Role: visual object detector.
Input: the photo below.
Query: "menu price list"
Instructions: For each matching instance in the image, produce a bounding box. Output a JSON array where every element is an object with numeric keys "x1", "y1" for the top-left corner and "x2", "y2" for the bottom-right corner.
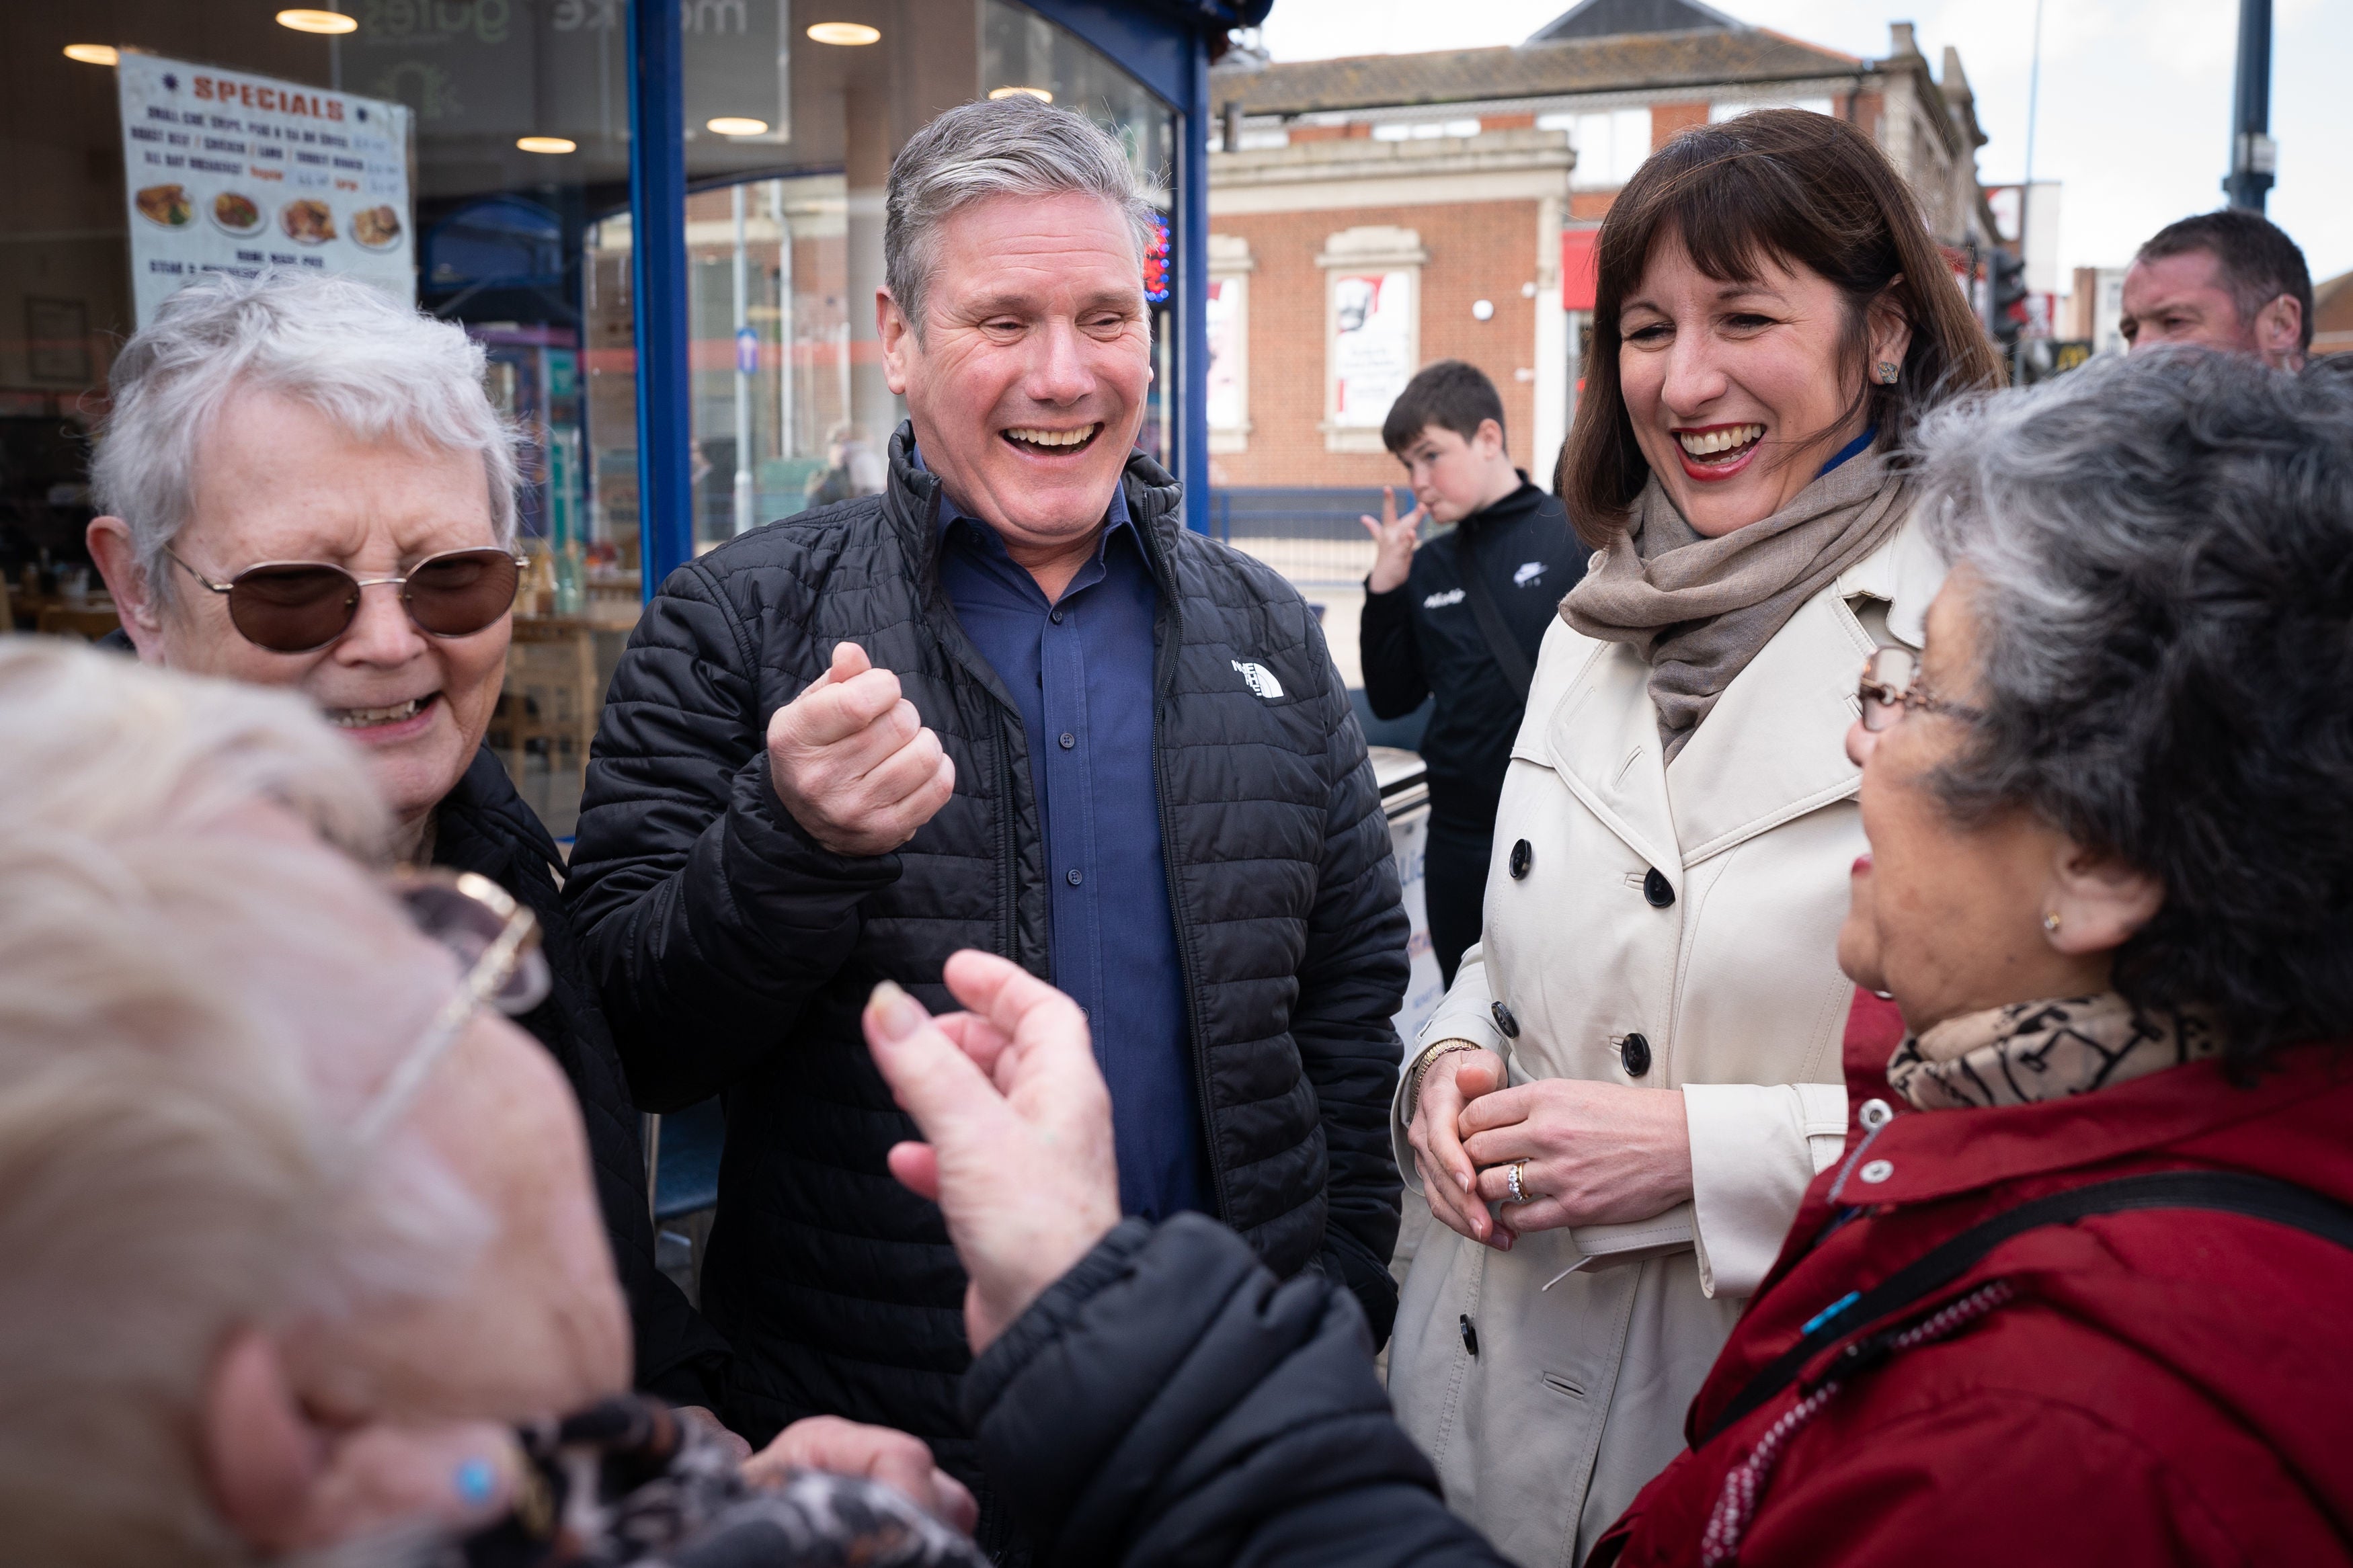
[{"x1": 118, "y1": 53, "x2": 415, "y2": 328}]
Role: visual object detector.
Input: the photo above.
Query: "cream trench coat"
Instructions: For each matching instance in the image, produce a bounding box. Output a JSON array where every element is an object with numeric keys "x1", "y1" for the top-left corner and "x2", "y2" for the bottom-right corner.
[{"x1": 1384, "y1": 518, "x2": 1946, "y2": 1568}]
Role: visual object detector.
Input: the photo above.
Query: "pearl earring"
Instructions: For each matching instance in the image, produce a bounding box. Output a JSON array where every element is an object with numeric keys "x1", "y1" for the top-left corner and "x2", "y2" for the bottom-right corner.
[
  {"x1": 1876, "y1": 361, "x2": 1901, "y2": 385},
  {"x1": 2042, "y1": 911, "x2": 2063, "y2": 934}
]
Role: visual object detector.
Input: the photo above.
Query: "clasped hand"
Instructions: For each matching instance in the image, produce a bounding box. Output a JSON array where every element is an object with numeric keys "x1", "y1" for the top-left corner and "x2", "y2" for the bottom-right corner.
[{"x1": 1406, "y1": 1050, "x2": 1693, "y2": 1250}]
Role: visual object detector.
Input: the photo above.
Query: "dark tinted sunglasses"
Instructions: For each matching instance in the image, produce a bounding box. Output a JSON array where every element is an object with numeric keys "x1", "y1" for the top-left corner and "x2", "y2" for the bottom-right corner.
[{"x1": 167, "y1": 546, "x2": 526, "y2": 654}]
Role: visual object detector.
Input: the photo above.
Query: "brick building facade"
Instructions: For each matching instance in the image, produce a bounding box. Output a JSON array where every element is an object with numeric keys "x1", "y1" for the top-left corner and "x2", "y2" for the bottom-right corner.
[{"x1": 1205, "y1": 0, "x2": 1999, "y2": 492}]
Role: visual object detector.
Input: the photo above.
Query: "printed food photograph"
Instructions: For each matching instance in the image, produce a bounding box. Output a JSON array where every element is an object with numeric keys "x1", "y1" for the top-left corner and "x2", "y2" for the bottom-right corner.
[
  {"x1": 134, "y1": 184, "x2": 192, "y2": 227},
  {"x1": 350, "y1": 204, "x2": 403, "y2": 250},
  {"x1": 210, "y1": 191, "x2": 264, "y2": 237},
  {"x1": 278, "y1": 198, "x2": 335, "y2": 245}
]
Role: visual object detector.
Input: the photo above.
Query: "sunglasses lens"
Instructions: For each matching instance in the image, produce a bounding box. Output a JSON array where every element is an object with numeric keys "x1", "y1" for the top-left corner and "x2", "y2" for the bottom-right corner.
[
  {"x1": 227, "y1": 564, "x2": 362, "y2": 653},
  {"x1": 397, "y1": 877, "x2": 552, "y2": 1016},
  {"x1": 405, "y1": 550, "x2": 520, "y2": 637}
]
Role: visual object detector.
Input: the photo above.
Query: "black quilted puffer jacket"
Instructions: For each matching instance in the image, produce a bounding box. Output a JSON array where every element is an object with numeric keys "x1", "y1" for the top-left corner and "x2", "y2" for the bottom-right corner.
[{"x1": 565, "y1": 429, "x2": 1408, "y2": 1503}]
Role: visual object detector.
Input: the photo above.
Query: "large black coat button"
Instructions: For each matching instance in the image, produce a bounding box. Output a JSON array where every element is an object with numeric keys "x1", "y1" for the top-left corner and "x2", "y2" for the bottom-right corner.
[
  {"x1": 1643, "y1": 867, "x2": 1676, "y2": 907},
  {"x1": 1620, "y1": 1032, "x2": 1652, "y2": 1077},
  {"x1": 1460, "y1": 1314, "x2": 1480, "y2": 1357},
  {"x1": 1490, "y1": 1000, "x2": 1521, "y2": 1038},
  {"x1": 1509, "y1": 839, "x2": 1533, "y2": 879}
]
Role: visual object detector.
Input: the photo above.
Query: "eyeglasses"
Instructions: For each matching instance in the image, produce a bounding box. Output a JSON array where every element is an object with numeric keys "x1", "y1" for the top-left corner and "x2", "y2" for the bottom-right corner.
[
  {"x1": 1858, "y1": 645, "x2": 1983, "y2": 732},
  {"x1": 350, "y1": 869, "x2": 551, "y2": 1147},
  {"x1": 167, "y1": 546, "x2": 526, "y2": 655}
]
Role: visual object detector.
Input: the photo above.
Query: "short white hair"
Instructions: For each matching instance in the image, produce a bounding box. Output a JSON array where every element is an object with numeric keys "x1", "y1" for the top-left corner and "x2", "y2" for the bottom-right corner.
[
  {"x1": 0, "y1": 641, "x2": 491, "y2": 1565},
  {"x1": 92, "y1": 270, "x2": 522, "y2": 600},
  {"x1": 884, "y1": 95, "x2": 1157, "y2": 335}
]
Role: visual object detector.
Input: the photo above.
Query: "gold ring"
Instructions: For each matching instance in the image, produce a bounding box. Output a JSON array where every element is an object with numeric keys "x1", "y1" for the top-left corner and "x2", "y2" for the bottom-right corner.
[{"x1": 1507, "y1": 1159, "x2": 1529, "y2": 1204}]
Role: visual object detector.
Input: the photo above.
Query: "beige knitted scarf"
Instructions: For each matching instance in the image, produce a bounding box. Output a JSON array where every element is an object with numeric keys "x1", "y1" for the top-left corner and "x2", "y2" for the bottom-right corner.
[
  {"x1": 1887, "y1": 992, "x2": 2225, "y2": 1112},
  {"x1": 1560, "y1": 447, "x2": 1909, "y2": 759}
]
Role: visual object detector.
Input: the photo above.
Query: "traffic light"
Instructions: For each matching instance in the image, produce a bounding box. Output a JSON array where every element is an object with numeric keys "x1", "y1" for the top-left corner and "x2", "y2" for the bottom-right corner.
[{"x1": 1989, "y1": 247, "x2": 2029, "y2": 352}]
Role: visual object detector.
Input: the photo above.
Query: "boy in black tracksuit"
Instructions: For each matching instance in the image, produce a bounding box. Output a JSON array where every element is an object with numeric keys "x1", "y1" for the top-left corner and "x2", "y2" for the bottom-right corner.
[{"x1": 1359, "y1": 361, "x2": 1578, "y2": 986}]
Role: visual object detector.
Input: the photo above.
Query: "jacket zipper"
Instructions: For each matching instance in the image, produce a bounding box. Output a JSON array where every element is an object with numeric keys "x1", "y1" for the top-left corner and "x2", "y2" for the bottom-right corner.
[{"x1": 1139, "y1": 494, "x2": 1232, "y2": 1227}]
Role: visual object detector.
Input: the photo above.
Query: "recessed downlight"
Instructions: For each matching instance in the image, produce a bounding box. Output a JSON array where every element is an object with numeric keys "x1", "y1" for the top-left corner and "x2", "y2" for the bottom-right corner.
[
  {"x1": 707, "y1": 116, "x2": 770, "y2": 136},
  {"x1": 517, "y1": 136, "x2": 577, "y2": 155},
  {"x1": 276, "y1": 9, "x2": 360, "y2": 34},
  {"x1": 806, "y1": 21, "x2": 881, "y2": 45},
  {"x1": 988, "y1": 85, "x2": 1053, "y2": 103},
  {"x1": 63, "y1": 42, "x2": 120, "y2": 66}
]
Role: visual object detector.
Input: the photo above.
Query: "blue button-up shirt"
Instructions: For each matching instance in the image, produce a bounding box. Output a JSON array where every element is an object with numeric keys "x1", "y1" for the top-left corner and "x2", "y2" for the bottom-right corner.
[{"x1": 922, "y1": 451, "x2": 1210, "y2": 1223}]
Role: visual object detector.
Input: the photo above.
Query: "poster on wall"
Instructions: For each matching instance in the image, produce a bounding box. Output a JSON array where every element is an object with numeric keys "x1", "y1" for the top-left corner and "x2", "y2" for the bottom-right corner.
[
  {"x1": 1205, "y1": 276, "x2": 1244, "y2": 430},
  {"x1": 1330, "y1": 270, "x2": 1413, "y2": 427},
  {"x1": 118, "y1": 53, "x2": 414, "y2": 329}
]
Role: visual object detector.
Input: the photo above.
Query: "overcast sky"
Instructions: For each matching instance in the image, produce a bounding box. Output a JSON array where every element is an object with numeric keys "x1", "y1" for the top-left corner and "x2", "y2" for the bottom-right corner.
[{"x1": 1257, "y1": 0, "x2": 2352, "y2": 288}]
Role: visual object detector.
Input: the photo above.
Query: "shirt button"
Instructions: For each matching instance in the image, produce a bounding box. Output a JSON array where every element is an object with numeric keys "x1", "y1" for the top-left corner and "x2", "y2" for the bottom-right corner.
[
  {"x1": 1049, "y1": 608, "x2": 1065, "y2": 624},
  {"x1": 1490, "y1": 1000, "x2": 1521, "y2": 1039},
  {"x1": 1509, "y1": 839, "x2": 1532, "y2": 880},
  {"x1": 1859, "y1": 1158, "x2": 1895, "y2": 1185},
  {"x1": 1643, "y1": 867, "x2": 1676, "y2": 908},
  {"x1": 1858, "y1": 1098, "x2": 1894, "y2": 1132},
  {"x1": 1619, "y1": 1032, "x2": 1651, "y2": 1077},
  {"x1": 1059, "y1": 731, "x2": 1076, "y2": 749},
  {"x1": 1066, "y1": 868, "x2": 1082, "y2": 886}
]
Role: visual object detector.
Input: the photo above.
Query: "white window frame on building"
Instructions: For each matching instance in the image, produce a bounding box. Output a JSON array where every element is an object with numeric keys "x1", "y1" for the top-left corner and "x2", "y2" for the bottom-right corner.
[
  {"x1": 1207, "y1": 231, "x2": 1252, "y2": 454},
  {"x1": 1540, "y1": 106, "x2": 1652, "y2": 190},
  {"x1": 1318, "y1": 224, "x2": 1426, "y2": 454}
]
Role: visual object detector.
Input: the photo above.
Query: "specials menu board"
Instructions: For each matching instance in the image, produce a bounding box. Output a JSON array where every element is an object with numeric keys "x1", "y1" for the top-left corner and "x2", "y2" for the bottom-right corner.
[{"x1": 118, "y1": 53, "x2": 414, "y2": 329}]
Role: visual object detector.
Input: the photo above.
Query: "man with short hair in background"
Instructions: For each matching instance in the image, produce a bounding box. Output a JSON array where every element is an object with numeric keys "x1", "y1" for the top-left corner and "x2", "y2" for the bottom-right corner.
[
  {"x1": 1358, "y1": 360, "x2": 1577, "y2": 987},
  {"x1": 2121, "y1": 208, "x2": 2311, "y2": 370},
  {"x1": 565, "y1": 95, "x2": 1408, "y2": 1556}
]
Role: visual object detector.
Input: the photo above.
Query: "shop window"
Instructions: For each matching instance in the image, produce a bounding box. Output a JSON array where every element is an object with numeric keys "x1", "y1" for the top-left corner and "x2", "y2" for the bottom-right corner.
[
  {"x1": 1207, "y1": 233, "x2": 1251, "y2": 454},
  {"x1": 1318, "y1": 224, "x2": 1425, "y2": 455},
  {"x1": 2, "y1": 0, "x2": 1181, "y2": 839}
]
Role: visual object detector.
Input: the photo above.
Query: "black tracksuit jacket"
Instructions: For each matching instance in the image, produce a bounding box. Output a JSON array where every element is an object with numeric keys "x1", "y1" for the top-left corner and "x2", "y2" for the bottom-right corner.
[{"x1": 1358, "y1": 479, "x2": 1579, "y2": 832}]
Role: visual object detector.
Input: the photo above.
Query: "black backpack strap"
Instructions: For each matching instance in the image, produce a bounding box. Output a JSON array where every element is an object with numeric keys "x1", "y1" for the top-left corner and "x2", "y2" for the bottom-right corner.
[
  {"x1": 1698, "y1": 1169, "x2": 2353, "y2": 1447},
  {"x1": 1453, "y1": 523, "x2": 1536, "y2": 702}
]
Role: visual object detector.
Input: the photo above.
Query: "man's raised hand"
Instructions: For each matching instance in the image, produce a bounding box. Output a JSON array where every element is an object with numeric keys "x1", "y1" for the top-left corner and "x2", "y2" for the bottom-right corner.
[
  {"x1": 862, "y1": 951, "x2": 1121, "y2": 1353},
  {"x1": 767, "y1": 641, "x2": 955, "y2": 857}
]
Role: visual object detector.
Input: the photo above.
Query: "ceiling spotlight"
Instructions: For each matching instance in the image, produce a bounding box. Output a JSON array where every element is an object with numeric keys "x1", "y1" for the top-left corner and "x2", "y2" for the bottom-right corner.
[
  {"x1": 988, "y1": 85, "x2": 1053, "y2": 103},
  {"x1": 516, "y1": 136, "x2": 577, "y2": 155},
  {"x1": 275, "y1": 9, "x2": 360, "y2": 33},
  {"x1": 63, "y1": 43, "x2": 120, "y2": 66},
  {"x1": 805, "y1": 22, "x2": 881, "y2": 45},
  {"x1": 707, "y1": 116, "x2": 770, "y2": 136}
]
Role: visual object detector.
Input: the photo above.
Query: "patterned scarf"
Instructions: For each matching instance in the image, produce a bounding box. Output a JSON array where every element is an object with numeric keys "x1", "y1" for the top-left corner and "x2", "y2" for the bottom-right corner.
[
  {"x1": 1559, "y1": 448, "x2": 1909, "y2": 760},
  {"x1": 303, "y1": 1396, "x2": 987, "y2": 1568},
  {"x1": 1887, "y1": 992, "x2": 2224, "y2": 1112}
]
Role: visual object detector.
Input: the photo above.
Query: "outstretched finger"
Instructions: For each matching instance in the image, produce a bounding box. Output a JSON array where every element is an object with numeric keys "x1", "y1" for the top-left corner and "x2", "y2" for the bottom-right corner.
[
  {"x1": 939, "y1": 950, "x2": 1090, "y2": 1070},
  {"x1": 1381, "y1": 484, "x2": 1400, "y2": 528},
  {"x1": 863, "y1": 981, "x2": 1004, "y2": 1149}
]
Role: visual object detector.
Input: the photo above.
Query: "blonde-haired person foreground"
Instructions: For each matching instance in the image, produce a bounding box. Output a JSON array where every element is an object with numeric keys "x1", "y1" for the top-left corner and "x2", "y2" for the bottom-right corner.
[{"x1": 0, "y1": 641, "x2": 975, "y2": 1566}]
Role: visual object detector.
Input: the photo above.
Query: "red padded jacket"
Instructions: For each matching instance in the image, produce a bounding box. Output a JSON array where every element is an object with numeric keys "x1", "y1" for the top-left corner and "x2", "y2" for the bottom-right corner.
[{"x1": 1594, "y1": 993, "x2": 2353, "y2": 1568}]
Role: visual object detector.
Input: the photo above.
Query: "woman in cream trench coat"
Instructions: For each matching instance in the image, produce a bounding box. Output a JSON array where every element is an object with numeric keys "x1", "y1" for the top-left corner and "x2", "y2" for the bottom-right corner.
[
  {"x1": 1381, "y1": 108, "x2": 2005, "y2": 1568},
  {"x1": 1384, "y1": 522, "x2": 1943, "y2": 1565}
]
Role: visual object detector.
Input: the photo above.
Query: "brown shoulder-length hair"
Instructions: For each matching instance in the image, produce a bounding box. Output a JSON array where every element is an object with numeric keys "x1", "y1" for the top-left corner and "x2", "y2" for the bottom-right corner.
[{"x1": 1555, "y1": 108, "x2": 2003, "y2": 545}]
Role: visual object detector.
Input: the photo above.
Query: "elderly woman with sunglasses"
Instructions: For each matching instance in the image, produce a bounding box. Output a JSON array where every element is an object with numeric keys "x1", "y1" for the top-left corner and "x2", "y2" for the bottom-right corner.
[{"x1": 83, "y1": 270, "x2": 732, "y2": 1426}]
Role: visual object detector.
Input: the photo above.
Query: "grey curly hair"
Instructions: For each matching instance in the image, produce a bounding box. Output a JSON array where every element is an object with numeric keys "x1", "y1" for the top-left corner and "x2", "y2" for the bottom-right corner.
[{"x1": 1915, "y1": 348, "x2": 2353, "y2": 1069}]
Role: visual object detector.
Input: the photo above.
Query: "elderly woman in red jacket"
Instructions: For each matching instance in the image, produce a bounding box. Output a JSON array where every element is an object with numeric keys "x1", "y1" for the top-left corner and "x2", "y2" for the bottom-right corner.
[{"x1": 1586, "y1": 345, "x2": 2353, "y2": 1565}]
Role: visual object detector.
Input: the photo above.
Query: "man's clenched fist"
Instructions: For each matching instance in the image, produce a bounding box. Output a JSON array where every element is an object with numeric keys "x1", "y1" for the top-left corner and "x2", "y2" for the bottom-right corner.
[{"x1": 767, "y1": 642, "x2": 955, "y2": 857}]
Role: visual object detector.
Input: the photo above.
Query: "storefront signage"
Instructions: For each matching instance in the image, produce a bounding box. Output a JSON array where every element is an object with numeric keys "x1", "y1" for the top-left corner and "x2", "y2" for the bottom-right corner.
[{"x1": 117, "y1": 53, "x2": 414, "y2": 328}]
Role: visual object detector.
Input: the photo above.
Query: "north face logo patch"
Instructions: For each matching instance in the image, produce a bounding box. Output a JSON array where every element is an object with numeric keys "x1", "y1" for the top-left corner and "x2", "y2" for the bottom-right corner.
[{"x1": 1232, "y1": 660, "x2": 1285, "y2": 700}]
